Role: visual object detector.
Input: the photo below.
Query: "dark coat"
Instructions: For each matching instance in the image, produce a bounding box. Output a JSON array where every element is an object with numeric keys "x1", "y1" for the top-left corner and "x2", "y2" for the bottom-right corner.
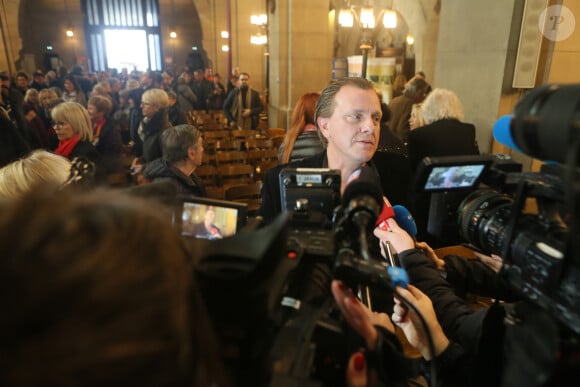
[
  {"x1": 223, "y1": 87, "x2": 263, "y2": 129},
  {"x1": 386, "y1": 94, "x2": 414, "y2": 140},
  {"x1": 406, "y1": 118, "x2": 479, "y2": 174},
  {"x1": 131, "y1": 109, "x2": 170, "y2": 163},
  {"x1": 406, "y1": 118, "x2": 480, "y2": 246},
  {"x1": 0, "y1": 112, "x2": 31, "y2": 168},
  {"x1": 69, "y1": 139, "x2": 101, "y2": 165},
  {"x1": 259, "y1": 151, "x2": 393, "y2": 313},
  {"x1": 168, "y1": 104, "x2": 188, "y2": 127},
  {"x1": 142, "y1": 158, "x2": 206, "y2": 197},
  {"x1": 94, "y1": 118, "x2": 124, "y2": 174}
]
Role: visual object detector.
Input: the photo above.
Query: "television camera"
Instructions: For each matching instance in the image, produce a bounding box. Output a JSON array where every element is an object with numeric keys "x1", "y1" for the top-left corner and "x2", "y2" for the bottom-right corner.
[
  {"x1": 189, "y1": 166, "x2": 412, "y2": 387},
  {"x1": 415, "y1": 84, "x2": 580, "y2": 337}
]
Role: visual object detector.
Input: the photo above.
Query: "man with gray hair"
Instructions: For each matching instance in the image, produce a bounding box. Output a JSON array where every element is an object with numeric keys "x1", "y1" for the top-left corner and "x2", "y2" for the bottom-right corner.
[{"x1": 142, "y1": 124, "x2": 206, "y2": 196}]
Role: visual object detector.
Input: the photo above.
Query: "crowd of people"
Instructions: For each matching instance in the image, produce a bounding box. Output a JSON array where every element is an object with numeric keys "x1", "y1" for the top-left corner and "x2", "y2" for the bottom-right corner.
[
  {"x1": 0, "y1": 65, "x2": 575, "y2": 387},
  {"x1": 0, "y1": 64, "x2": 239, "y2": 183}
]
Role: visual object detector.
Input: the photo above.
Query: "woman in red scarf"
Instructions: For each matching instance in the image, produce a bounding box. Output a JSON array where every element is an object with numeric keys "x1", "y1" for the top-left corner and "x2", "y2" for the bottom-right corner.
[{"x1": 51, "y1": 102, "x2": 101, "y2": 176}]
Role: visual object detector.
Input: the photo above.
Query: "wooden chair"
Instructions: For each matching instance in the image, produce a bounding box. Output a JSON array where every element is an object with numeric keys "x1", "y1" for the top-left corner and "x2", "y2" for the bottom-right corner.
[
  {"x1": 190, "y1": 110, "x2": 211, "y2": 125},
  {"x1": 202, "y1": 153, "x2": 216, "y2": 166},
  {"x1": 231, "y1": 129, "x2": 259, "y2": 141},
  {"x1": 247, "y1": 148, "x2": 278, "y2": 165},
  {"x1": 254, "y1": 159, "x2": 279, "y2": 183},
  {"x1": 217, "y1": 163, "x2": 254, "y2": 190},
  {"x1": 215, "y1": 139, "x2": 242, "y2": 151},
  {"x1": 224, "y1": 182, "x2": 263, "y2": 216},
  {"x1": 205, "y1": 185, "x2": 225, "y2": 200},
  {"x1": 245, "y1": 138, "x2": 274, "y2": 150},
  {"x1": 214, "y1": 150, "x2": 247, "y2": 165},
  {"x1": 266, "y1": 127, "x2": 286, "y2": 138},
  {"x1": 201, "y1": 120, "x2": 226, "y2": 131},
  {"x1": 195, "y1": 164, "x2": 218, "y2": 187},
  {"x1": 201, "y1": 130, "x2": 231, "y2": 142}
]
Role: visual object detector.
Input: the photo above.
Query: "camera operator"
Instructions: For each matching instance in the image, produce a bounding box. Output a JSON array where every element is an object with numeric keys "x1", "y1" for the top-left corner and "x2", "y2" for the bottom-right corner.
[{"x1": 374, "y1": 218, "x2": 576, "y2": 386}]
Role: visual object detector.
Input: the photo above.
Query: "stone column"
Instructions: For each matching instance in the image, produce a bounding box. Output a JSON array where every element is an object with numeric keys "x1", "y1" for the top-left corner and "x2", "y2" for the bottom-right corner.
[{"x1": 267, "y1": 0, "x2": 333, "y2": 129}]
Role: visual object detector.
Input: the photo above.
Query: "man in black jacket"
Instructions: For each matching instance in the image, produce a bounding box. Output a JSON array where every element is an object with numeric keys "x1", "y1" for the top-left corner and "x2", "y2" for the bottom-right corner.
[
  {"x1": 259, "y1": 77, "x2": 384, "y2": 223},
  {"x1": 223, "y1": 72, "x2": 263, "y2": 130}
]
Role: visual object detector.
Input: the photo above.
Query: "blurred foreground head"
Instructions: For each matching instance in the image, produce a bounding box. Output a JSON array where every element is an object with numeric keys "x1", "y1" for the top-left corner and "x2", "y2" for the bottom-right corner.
[{"x1": 0, "y1": 187, "x2": 225, "y2": 387}]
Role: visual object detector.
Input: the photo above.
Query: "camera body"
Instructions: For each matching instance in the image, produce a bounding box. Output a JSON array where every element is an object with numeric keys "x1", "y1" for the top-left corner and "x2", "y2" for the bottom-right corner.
[
  {"x1": 270, "y1": 167, "x2": 408, "y2": 386},
  {"x1": 416, "y1": 153, "x2": 579, "y2": 334}
]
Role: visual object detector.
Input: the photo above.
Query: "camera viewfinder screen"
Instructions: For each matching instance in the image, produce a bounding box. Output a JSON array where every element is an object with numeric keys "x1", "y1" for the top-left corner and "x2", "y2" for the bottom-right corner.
[
  {"x1": 424, "y1": 164, "x2": 486, "y2": 191},
  {"x1": 180, "y1": 202, "x2": 239, "y2": 240}
]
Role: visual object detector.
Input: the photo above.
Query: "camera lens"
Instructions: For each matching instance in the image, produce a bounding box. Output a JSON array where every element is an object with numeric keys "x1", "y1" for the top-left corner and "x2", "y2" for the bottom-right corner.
[{"x1": 457, "y1": 189, "x2": 513, "y2": 254}]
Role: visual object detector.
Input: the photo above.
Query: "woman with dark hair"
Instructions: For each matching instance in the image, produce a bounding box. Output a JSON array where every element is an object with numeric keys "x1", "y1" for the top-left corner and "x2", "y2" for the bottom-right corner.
[
  {"x1": 127, "y1": 87, "x2": 143, "y2": 145},
  {"x1": 62, "y1": 74, "x2": 87, "y2": 107},
  {"x1": 277, "y1": 92, "x2": 324, "y2": 163}
]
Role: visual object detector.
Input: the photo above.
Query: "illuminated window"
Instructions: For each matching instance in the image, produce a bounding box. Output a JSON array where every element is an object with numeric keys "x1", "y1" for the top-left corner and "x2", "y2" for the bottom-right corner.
[{"x1": 83, "y1": 0, "x2": 162, "y2": 71}]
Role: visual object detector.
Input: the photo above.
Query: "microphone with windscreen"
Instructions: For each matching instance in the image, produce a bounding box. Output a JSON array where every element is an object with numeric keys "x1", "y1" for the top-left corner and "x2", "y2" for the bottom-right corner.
[
  {"x1": 379, "y1": 205, "x2": 418, "y2": 267},
  {"x1": 393, "y1": 205, "x2": 418, "y2": 239},
  {"x1": 341, "y1": 166, "x2": 384, "y2": 237},
  {"x1": 492, "y1": 114, "x2": 522, "y2": 153}
]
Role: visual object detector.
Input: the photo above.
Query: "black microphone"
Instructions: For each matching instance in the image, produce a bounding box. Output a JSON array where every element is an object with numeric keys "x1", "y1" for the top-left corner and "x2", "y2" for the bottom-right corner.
[
  {"x1": 341, "y1": 166, "x2": 384, "y2": 235},
  {"x1": 339, "y1": 166, "x2": 385, "y2": 308}
]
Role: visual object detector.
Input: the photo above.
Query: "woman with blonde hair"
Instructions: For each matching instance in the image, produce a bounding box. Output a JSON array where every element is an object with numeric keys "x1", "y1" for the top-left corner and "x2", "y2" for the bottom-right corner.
[
  {"x1": 0, "y1": 150, "x2": 71, "y2": 200},
  {"x1": 51, "y1": 102, "x2": 101, "y2": 167},
  {"x1": 278, "y1": 92, "x2": 324, "y2": 163},
  {"x1": 409, "y1": 103, "x2": 425, "y2": 130},
  {"x1": 130, "y1": 88, "x2": 171, "y2": 176}
]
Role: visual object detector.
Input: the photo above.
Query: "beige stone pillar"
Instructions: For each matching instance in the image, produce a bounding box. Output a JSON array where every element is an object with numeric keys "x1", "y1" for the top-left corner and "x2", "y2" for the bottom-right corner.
[
  {"x1": 267, "y1": 0, "x2": 333, "y2": 129},
  {"x1": 433, "y1": 0, "x2": 521, "y2": 154}
]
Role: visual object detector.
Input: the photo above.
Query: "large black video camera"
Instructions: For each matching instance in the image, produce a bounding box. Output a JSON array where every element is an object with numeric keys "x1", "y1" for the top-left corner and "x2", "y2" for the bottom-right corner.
[
  {"x1": 415, "y1": 84, "x2": 580, "y2": 336},
  {"x1": 189, "y1": 166, "x2": 410, "y2": 387}
]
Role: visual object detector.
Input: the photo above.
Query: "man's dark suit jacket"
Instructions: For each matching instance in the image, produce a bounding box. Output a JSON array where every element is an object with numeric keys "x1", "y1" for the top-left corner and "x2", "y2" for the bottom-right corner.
[
  {"x1": 259, "y1": 151, "x2": 382, "y2": 224},
  {"x1": 258, "y1": 150, "x2": 394, "y2": 313}
]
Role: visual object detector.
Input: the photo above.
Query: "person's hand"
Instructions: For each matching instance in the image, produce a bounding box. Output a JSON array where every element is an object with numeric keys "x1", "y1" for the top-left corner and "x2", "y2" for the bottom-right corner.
[
  {"x1": 345, "y1": 351, "x2": 367, "y2": 387},
  {"x1": 415, "y1": 241, "x2": 445, "y2": 271},
  {"x1": 242, "y1": 108, "x2": 251, "y2": 117},
  {"x1": 130, "y1": 158, "x2": 143, "y2": 175},
  {"x1": 391, "y1": 285, "x2": 449, "y2": 360},
  {"x1": 373, "y1": 218, "x2": 415, "y2": 256},
  {"x1": 473, "y1": 251, "x2": 503, "y2": 272},
  {"x1": 331, "y1": 280, "x2": 394, "y2": 350}
]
